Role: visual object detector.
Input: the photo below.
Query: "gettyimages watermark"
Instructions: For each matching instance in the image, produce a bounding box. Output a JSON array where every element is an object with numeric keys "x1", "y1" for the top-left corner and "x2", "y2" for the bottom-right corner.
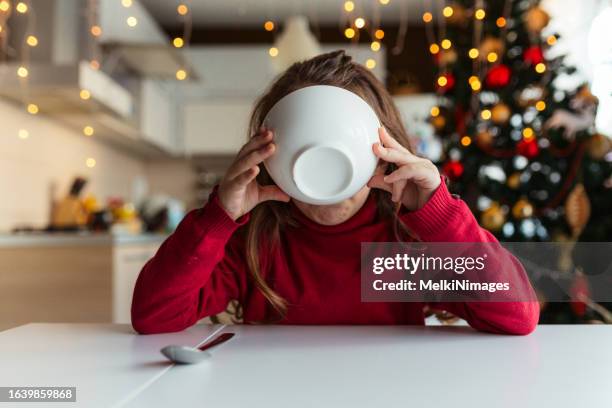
[{"x1": 361, "y1": 242, "x2": 612, "y2": 303}]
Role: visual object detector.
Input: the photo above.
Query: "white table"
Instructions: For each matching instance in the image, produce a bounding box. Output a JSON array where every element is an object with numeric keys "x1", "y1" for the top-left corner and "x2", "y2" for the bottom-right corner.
[{"x1": 1, "y1": 324, "x2": 611, "y2": 408}]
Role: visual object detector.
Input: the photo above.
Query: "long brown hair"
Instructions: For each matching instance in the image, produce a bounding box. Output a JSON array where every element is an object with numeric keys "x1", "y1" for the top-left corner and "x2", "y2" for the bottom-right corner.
[{"x1": 245, "y1": 50, "x2": 413, "y2": 319}]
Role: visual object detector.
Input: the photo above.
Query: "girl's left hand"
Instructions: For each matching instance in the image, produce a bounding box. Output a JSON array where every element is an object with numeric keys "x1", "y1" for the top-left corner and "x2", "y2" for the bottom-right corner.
[{"x1": 368, "y1": 127, "x2": 441, "y2": 211}]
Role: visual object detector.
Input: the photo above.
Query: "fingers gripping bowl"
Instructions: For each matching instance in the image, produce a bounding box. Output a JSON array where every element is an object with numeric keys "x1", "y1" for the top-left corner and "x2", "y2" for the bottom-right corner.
[{"x1": 263, "y1": 85, "x2": 381, "y2": 205}]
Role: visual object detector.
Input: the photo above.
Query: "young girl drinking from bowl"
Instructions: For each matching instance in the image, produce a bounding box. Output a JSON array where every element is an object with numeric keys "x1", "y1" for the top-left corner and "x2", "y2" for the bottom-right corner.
[{"x1": 132, "y1": 51, "x2": 539, "y2": 335}]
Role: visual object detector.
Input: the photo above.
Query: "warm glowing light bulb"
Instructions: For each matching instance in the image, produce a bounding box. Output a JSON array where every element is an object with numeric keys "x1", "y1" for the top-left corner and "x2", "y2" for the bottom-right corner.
[
  {"x1": 18, "y1": 129, "x2": 29, "y2": 139},
  {"x1": 264, "y1": 21, "x2": 274, "y2": 31},
  {"x1": 496, "y1": 17, "x2": 506, "y2": 28},
  {"x1": 16, "y1": 2, "x2": 28, "y2": 13},
  {"x1": 379, "y1": 0, "x2": 390, "y2": 4},
  {"x1": 17, "y1": 66, "x2": 28, "y2": 78},
  {"x1": 126, "y1": 16, "x2": 138, "y2": 27},
  {"x1": 354, "y1": 17, "x2": 365, "y2": 28},
  {"x1": 27, "y1": 104, "x2": 39, "y2": 114},
  {"x1": 176, "y1": 69, "x2": 188, "y2": 80},
  {"x1": 173, "y1": 37, "x2": 184, "y2": 48},
  {"x1": 429, "y1": 44, "x2": 440, "y2": 54},
  {"x1": 0, "y1": 1, "x2": 9, "y2": 12},
  {"x1": 461, "y1": 136, "x2": 472, "y2": 146},
  {"x1": 535, "y1": 100, "x2": 546, "y2": 111},
  {"x1": 468, "y1": 48, "x2": 479, "y2": 59},
  {"x1": 437, "y1": 76, "x2": 448, "y2": 87},
  {"x1": 121, "y1": 0, "x2": 133, "y2": 7},
  {"x1": 0, "y1": 26, "x2": 3, "y2": 33},
  {"x1": 546, "y1": 35, "x2": 557, "y2": 46},
  {"x1": 441, "y1": 39, "x2": 452, "y2": 49},
  {"x1": 535, "y1": 63, "x2": 546, "y2": 73},
  {"x1": 475, "y1": 9, "x2": 486, "y2": 20},
  {"x1": 177, "y1": 4, "x2": 188, "y2": 15},
  {"x1": 470, "y1": 77, "x2": 482, "y2": 91},
  {"x1": 487, "y1": 52, "x2": 498, "y2": 63},
  {"x1": 365, "y1": 59, "x2": 376, "y2": 69},
  {"x1": 371, "y1": 41, "x2": 381, "y2": 52},
  {"x1": 90, "y1": 60, "x2": 100, "y2": 70},
  {"x1": 344, "y1": 27, "x2": 355, "y2": 39},
  {"x1": 481, "y1": 109, "x2": 492, "y2": 120},
  {"x1": 522, "y1": 127, "x2": 535, "y2": 140},
  {"x1": 268, "y1": 47, "x2": 279, "y2": 57},
  {"x1": 86, "y1": 158, "x2": 96, "y2": 168},
  {"x1": 443, "y1": 6, "x2": 454, "y2": 18},
  {"x1": 344, "y1": 1, "x2": 354, "y2": 12},
  {"x1": 83, "y1": 126, "x2": 94, "y2": 136},
  {"x1": 79, "y1": 89, "x2": 91, "y2": 100},
  {"x1": 423, "y1": 12, "x2": 433, "y2": 23},
  {"x1": 430, "y1": 106, "x2": 440, "y2": 117},
  {"x1": 90, "y1": 25, "x2": 102, "y2": 37},
  {"x1": 374, "y1": 29, "x2": 384, "y2": 39},
  {"x1": 26, "y1": 35, "x2": 38, "y2": 47}
]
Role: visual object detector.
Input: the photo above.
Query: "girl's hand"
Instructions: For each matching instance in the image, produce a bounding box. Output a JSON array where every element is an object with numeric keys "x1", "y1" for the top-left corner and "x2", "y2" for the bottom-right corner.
[
  {"x1": 368, "y1": 127, "x2": 441, "y2": 211},
  {"x1": 218, "y1": 129, "x2": 290, "y2": 220}
]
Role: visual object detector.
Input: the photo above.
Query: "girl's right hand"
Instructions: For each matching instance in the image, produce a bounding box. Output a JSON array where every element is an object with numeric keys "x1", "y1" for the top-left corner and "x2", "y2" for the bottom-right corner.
[{"x1": 217, "y1": 129, "x2": 290, "y2": 220}]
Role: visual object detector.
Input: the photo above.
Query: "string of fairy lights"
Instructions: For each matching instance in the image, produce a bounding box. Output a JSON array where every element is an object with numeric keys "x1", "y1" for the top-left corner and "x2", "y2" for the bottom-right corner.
[
  {"x1": 262, "y1": 0, "x2": 391, "y2": 71},
  {"x1": 0, "y1": 0, "x2": 193, "y2": 169}
]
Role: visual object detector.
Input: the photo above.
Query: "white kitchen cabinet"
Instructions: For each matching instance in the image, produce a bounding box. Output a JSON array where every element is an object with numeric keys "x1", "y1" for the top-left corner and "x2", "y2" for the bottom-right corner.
[
  {"x1": 180, "y1": 45, "x2": 385, "y2": 155},
  {"x1": 183, "y1": 98, "x2": 255, "y2": 155},
  {"x1": 140, "y1": 80, "x2": 176, "y2": 153}
]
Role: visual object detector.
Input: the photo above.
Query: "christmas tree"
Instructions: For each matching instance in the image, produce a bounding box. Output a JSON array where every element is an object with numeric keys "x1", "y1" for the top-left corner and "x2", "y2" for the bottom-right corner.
[{"x1": 427, "y1": 0, "x2": 612, "y2": 323}]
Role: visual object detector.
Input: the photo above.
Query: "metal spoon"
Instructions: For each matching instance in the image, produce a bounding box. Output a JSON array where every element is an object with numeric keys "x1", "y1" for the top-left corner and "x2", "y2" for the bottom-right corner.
[{"x1": 161, "y1": 332, "x2": 235, "y2": 364}]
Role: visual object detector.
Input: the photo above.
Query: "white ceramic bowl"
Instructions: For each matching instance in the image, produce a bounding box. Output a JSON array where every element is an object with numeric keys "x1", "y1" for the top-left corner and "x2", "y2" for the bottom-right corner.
[{"x1": 263, "y1": 85, "x2": 380, "y2": 205}]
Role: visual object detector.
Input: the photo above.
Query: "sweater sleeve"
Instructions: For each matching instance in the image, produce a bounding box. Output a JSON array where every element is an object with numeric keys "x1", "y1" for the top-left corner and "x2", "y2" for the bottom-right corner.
[
  {"x1": 400, "y1": 179, "x2": 540, "y2": 335},
  {"x1": 131, "y1": 189, "x2": 248, "y2": 334}
]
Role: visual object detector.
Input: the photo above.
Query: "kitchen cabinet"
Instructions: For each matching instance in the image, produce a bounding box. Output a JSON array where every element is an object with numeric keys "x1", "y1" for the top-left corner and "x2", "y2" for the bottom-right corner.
[
  {"x1": 180, "y1": 45, "x2": 385, "y2": 155},
  {"x1": 0, "y1": 234, "x2": 165, "y2": 331},
  {"x1": 140, "y1": 80, "x2": 177, "y2": 153}
]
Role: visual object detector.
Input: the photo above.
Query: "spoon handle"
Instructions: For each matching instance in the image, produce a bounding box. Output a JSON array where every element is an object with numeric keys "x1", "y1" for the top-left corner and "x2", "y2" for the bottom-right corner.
[{"x1": 198, "y1": 332, "x2": 235, "y2": 352}]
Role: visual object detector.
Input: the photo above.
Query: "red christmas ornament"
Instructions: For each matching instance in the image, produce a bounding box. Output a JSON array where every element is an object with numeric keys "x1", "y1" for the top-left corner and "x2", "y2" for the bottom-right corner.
[
  {"x1": 485, "y1": 64, "x2": 511, "y2": 88},
  {"x1": 437, "y1": 73, "x2": 456, "y2": 92},
  {"x1": 516, "y1": 138, "x2": 540, "y2": 158},
  {"x1": 442, "y1": 160, "x2": 464, "y2": 180},
  {"x1": 523, "y1": 46, "x2": 544, "y2": 65}
]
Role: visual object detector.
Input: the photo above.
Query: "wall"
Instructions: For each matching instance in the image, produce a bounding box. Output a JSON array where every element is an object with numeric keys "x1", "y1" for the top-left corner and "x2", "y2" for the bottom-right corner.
[{"x1": 0, "y1": 99, "x2": 147, "y2": 231}]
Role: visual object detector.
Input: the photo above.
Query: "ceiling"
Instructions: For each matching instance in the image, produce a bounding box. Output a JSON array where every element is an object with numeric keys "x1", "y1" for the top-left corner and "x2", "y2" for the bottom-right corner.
[{"x1": 140, "y1": 0, "x2": 429, "y2": 28}]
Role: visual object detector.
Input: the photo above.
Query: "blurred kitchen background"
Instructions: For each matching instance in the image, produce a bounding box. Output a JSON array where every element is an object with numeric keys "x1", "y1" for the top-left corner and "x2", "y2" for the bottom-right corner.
[{"x1": 0, "y1": 0, "x2": 610, "y2": 331}]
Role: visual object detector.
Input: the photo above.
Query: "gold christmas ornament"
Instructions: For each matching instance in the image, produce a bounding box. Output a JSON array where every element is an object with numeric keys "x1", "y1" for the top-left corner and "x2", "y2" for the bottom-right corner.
[
  {"x1": 524, "y1": 7, "x2": 550, "y2": 34},
  {"x1": 491, "y1": 103, "x2": 512, "y2": 124},
  {"x1": 476, "y1": 130, "x2": 494, "y2": 149},
  {"x1": 431, "y1": 115, "x2": 446, "y2": 131},
  {"x1": 480, "y1": 203, "x2": 505, "y2": 231},
  {"x1": 512, "y1": 198, "x2": 534, "y2": 219},
  {"x1": 565, "y1": 183, "x2": 591, "y2": 238},
  {"x1": 575, "y1": 85, "x2": 599, "y2": 107},
  {"x1": 586, "y1": 134, "x2": 612, "y2": 160},
  {"x1": 479, "y1": 37, "x2": 505, "y2": 61},
  {"x1": 507, "y1": 172, "x2": 521, "y2": 189}
]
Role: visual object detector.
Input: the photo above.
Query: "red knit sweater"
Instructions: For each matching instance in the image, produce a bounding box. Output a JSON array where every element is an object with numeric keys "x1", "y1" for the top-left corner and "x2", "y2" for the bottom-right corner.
[{"x1": 131, "y1": 181, "x2": 539, "y2": 335}]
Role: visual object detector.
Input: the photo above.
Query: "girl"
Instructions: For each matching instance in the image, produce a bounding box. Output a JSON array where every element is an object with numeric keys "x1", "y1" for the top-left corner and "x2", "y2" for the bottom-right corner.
[{"x1": 132, "y1": 51, "x2": 539, "y2": 335}]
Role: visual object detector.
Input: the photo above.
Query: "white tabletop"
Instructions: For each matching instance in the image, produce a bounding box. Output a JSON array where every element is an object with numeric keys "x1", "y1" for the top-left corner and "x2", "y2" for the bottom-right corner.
[
  {"x1": 0, "y1": 323, "x2": 223, "y2": 408},
  {"x1": 1, "y1": 324, "x2": 611, "y2": 408}
]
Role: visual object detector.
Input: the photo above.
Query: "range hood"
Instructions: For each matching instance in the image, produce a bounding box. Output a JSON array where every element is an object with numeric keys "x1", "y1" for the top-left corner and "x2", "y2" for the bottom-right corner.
[{"x1": 0, "y1": 0, "x2": 184, "y2": 157}]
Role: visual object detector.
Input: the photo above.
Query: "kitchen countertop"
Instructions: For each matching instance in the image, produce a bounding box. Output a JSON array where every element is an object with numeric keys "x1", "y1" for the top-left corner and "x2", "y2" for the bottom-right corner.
[{"x1": 0, "y1": 232, "x2": 168, "y2": 247}]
